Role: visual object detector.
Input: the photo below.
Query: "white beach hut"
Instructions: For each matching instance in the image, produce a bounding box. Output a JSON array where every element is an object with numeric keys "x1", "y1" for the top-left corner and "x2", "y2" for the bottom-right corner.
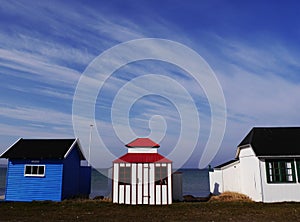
[
  {"x1": 112, "y1": 138, "x2": 172, "y2": 205},
  {"x1": 209, "y1": 127, "x2": 300, "y2": 202}
]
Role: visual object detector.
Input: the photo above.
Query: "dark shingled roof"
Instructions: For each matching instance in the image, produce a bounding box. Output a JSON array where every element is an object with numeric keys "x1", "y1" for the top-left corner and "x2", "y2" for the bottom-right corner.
[
  {"x1": 238, "y1": 127, "x2": 300, "y2": 156},
  {"x1": 0, "y1": 138, "x2": 85, "y2": 160}
]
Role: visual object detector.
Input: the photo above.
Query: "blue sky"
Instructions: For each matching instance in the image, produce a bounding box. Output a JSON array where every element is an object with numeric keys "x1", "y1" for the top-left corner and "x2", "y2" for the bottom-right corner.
[{"x1": 1, "y1": 0, "x2": 300, "y2": 168}]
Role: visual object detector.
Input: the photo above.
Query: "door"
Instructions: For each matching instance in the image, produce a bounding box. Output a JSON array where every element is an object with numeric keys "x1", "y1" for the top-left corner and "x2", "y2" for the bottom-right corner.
[
  {"x1": 142, "y1": 164, "x2": 150, "y2": 204},
  {"x1": 137, "y1": 163, "x2": 151, "y2": 204}
]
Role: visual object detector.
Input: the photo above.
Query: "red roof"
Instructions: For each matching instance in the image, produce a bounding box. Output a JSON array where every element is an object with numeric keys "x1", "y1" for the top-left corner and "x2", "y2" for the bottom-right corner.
[
  {"x1": 113, "y1": 153, "x2": 171, "y2": 163},
  {"x1": 125, "y1": 138, "x2": 160, "y2": 148}
]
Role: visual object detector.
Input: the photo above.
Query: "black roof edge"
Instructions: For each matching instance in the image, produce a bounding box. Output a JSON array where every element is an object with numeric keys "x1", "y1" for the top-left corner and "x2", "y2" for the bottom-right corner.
[
  {"x1": 0, "y1": 138, "x2": 85, "y2": 160},
  {"x1": 237, "y1": 127, "x2": 255, "y2": 147},
  {"x1": 214, "y1": 159, "x2": 239, "y2": 169}
]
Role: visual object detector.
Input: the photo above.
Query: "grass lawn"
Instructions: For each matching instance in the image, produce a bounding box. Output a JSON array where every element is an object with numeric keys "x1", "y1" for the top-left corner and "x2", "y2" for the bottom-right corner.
[{"x1": 1, "y1": 200, "x2": 300, "y2": 221}]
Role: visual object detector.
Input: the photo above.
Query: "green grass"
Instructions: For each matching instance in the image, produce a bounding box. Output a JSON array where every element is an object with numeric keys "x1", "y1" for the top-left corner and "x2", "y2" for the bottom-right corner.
[{"x1": 1, "y1": 200, "x2": 300, "y2": 221}]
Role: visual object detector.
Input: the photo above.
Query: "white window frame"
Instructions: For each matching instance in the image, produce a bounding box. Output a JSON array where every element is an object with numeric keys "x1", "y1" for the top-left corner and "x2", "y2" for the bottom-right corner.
[
  {"x1": 24, "y1": 165, "x2": 46, "y2": 177},
  {"x1": 266, "y1": 159, "x2": 295, "y2": 183}
]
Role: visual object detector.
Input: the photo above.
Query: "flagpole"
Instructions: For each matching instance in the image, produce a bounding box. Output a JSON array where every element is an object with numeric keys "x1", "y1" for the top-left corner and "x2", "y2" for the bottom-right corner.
[{"x1": 88, "y1": 124, "x2": 93, "y2": 167}]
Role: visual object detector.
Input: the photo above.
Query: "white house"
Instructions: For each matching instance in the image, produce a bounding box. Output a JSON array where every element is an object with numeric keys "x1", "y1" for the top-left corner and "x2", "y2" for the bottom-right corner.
[
  {"x1": 210, "y1": 127, "x2": 300, "y2": 202},
  {"x1": 112, "y1": 138, "x2": 172, "y2": 205}
]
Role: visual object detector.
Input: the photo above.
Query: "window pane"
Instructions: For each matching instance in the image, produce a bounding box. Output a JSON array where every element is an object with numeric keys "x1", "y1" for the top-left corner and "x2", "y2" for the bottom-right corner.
[
  {"x1": 155, "y1": 167, "x2": 160, "y2": 182},
  {"x1": 155, "y1": 166, "x2": 168, "y2": 185},
  {"x1": 125, "y1": 167, "x2": 131, "y2": 184},
  {"x1": 32, "y1": 166, "x2": 38, "y2": 175},
  {"x1": 25, "y1": 166, "x2": 31, "y2": 174},
  {"x1": 119, "y1": 166, "x2": 131, "y2": 185},
  {"x1": 38, "y1": 166, "x2": 45, "y2": 175},
  {"x1": 286, "y1": 162, "x2": 292, "y2": 181}
]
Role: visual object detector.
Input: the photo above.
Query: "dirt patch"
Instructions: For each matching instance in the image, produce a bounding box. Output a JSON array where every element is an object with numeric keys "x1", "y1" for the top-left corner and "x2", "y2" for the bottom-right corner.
[
  {"x1": 183, "y1": 194, "x2": 211, "y2": 202},
  {"x1": 2, "y1": 200, "x2": 300, "y2": 221}
]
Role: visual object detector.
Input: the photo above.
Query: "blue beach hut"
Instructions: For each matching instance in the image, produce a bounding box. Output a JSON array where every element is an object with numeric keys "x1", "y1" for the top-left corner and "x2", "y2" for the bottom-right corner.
[{"x1": 0, "y1": 138, "x2": 91, "y2": 201}]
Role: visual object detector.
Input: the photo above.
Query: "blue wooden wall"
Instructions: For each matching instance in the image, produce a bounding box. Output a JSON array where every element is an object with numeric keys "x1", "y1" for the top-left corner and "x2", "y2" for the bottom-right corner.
[
  {"x1": 5, "y1": 160, "x2": 63, "y2": 201},
  {"x1": 5, "y1": 144, "x2": 91, "y2": 201},
  {"x1": 62, "y1": 146, "x2": 80, "y2": 199},
  {"x1": 62, "y1": 144, "x2": 91, "y2": 198}
]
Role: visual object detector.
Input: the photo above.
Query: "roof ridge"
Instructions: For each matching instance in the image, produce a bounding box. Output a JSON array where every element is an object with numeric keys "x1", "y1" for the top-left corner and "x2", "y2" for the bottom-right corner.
[{"x1": 125, "y1": 138, "x2": 160, "y2": 148}]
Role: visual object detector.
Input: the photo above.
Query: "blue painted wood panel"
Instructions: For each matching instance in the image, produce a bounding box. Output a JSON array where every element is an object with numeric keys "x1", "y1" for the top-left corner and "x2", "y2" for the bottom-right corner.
[
  {"x1": 4, "y1": 143, "x2": 91, "y2": 201},
  {"x1": 62, "y1": 146, "x2": 80, "y2": 199},
  {"x1": 79, "y1": 166, "x2": 91, "y2": 196},
  {"x1": 62, "y1": 145, "x2": 91, "y2": 198},
  {"x1": 5, "y1": 160, "x2": 63, "y2": 201}
]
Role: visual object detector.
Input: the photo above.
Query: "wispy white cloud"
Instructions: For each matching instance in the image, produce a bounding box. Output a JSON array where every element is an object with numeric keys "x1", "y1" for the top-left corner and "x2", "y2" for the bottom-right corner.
[
  {"x1": 0, "y1": 105, "x2": 72, "y2": 127},
  {"x1": 0, "y1": 48, "x2": 81, "y2": 84},
  {"x1": 1, "y1": 1, "x2": 300, "y2": 168},
  {"x1": 212, "y1": 36, "x2": 300, "y2": 123},
  {"x1": 221, "y1": 65, "x2": 300, "y2": 124},
  {"x1": 205, "y1": 35, "x2": 300, "y2": 164},
  {"x1": 0, "y1": 122, "x2": 73, "y2": 138},
  {"x1": 211, "y1": 35, "x2": 300, "y2": 79}
]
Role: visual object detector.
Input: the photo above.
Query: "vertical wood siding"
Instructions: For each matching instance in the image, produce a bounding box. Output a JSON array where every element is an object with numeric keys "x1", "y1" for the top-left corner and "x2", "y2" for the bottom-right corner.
[
  {"x1": 112, "y1": 163, "x2": 119, "y2": 203},
  {"x1": 113, "y1": 162, "x2": 172, "y2": 205}
]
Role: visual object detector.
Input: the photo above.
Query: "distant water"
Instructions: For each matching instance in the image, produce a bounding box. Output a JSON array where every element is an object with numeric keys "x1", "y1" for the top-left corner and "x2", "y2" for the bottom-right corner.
[
  {"x1": 0, "y1": 167, "x2": 210, "y2": 198},
  {"x1": 89, "y1": 168, "x2": 210, "y2": 198},
  {"x1": 90, "y1": 168, "x2": 112, "y2": 198},
  {"x1": 0, "y1": 167, "x2": 6, "y2": 196},
  {"x1": 180, "y1": 168, "x2": 210, "y2": 197}
]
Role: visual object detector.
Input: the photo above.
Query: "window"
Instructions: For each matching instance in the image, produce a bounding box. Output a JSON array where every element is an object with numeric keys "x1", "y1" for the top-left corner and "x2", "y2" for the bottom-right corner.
[
  {"x1": 24, "y1": 165, "x2": 45, "y2": 177},
  {"x1": 119, "y1": 166, "x2": 131, "y2": 185},
  {"x1": 266, "y1": 160, "x2": 295, "y2": 183},
  {"x1": 155, "y1": 166, "x2": 168, "y2": 185},
  {"x1": 296, "y1": 160, "x2": 300, "y2": 182}
]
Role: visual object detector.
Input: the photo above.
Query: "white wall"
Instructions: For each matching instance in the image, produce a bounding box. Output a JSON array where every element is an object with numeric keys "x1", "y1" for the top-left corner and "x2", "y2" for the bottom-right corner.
[
  {"x1": 128, "y1": 148, "x2": 158, "y2": 153},
  {"x1": 223, "y1": 162, "x2": 241, "y2": 193},
  {"x1": 210, "y1": 146, "x2": 262, "y2": 201},
  {"x1": 131, "y1": 163, "x2": 137, "y2": 204},
  {"x1": 239, "y1": 147, "x2": 262, "y2": 202},
  {"x1": 209, "y1": 161, "x2": 240, "y2": 195},
  {"x1": 167, "y1": 163, "x2": 172, "y2": 204},
  {"x1": 259, "y1": 159, "x2": 300, "y2": 202},
  {"x1": 149, "y1": 163, "x2": 155, "y2": 205},
  {"x1": 112, "y1": 163, "x2": 119, "y2": 203},
  {"x1": 209, "y1": 170, "x2": 223, "y2": 194}
]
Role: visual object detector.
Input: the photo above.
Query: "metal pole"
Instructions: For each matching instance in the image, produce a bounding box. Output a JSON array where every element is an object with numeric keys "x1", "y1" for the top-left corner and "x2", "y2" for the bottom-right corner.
[{"x1": 88, "y1": 124, "x2": 93, "y2": 166}]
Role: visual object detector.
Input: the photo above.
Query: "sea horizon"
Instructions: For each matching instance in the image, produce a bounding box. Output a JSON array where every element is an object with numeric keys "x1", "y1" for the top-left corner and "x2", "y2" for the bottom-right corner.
[{"x1": 0, "y1": 167, "x2": 210, "y2": 198}]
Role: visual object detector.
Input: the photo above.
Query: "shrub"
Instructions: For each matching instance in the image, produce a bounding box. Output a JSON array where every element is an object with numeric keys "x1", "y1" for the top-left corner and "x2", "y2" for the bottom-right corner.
[{"x1": 209, "y1": 191, "x2": 252, "y2": 202}]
